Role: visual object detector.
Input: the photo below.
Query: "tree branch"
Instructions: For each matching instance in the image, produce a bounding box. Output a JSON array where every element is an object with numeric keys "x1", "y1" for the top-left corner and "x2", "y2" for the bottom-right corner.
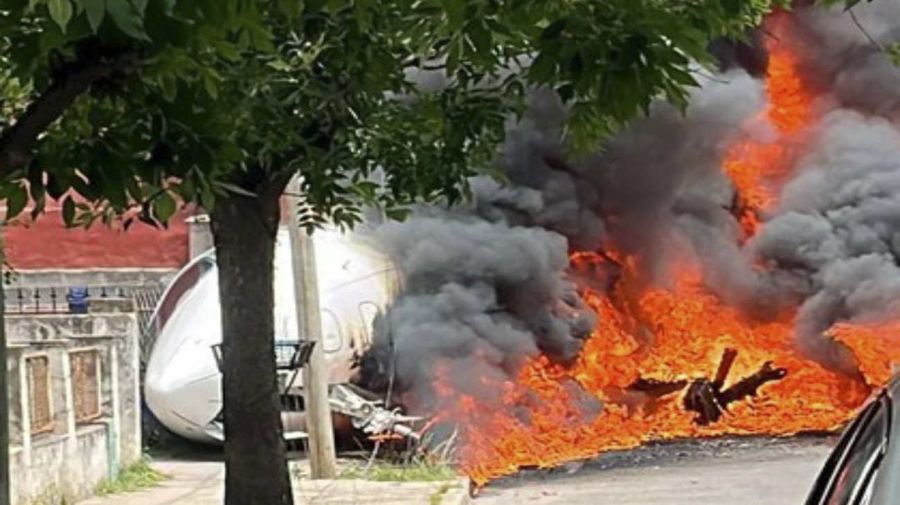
[
  {"x1": 0, "y1": 49, "x2": 137, "y2": 172},
  {"x1": 849, "y1": 8, "x2": 885, "y2": 51}
]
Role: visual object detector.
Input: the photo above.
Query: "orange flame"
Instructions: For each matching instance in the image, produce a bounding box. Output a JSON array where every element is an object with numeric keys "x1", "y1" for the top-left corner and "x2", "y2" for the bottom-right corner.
[
  {"x1": 430, "y1": 13, "x2": 895, "y2": 487},
  {"x1": 440, "y1": 263, "x2": 872, "y2": 486},
  {"x1": 723, "y1": 14, "x2": 813, "y2": 237},
  {"x1": 830, "y1": 322, "x2": 900, "y2": 388}
]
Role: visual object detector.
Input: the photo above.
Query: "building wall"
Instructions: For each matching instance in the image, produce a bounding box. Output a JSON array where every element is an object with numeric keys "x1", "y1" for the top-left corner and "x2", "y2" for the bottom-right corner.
[
  {"x1": 1, "y1": 200, "x2": 190, "y2": 504},
  {"x1": 5, "y1": 308, "x2": 142, "y2": 505},
  {"x1": 17, "y1": 426, "x2": 110, "y2": 504},
  {"x1": 4, "y1": 206, "x2": 191, "y2": 270}
]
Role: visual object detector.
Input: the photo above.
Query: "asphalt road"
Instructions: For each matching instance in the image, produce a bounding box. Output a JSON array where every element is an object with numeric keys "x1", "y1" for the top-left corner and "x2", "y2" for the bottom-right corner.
[{"x1": 474, "y1": 436, "x2": 835, "y2": 505}]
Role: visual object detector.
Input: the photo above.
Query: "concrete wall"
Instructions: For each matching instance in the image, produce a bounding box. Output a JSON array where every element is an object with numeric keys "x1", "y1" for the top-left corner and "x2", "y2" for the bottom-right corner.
[
  {"x1": 187, "y1": 214, "x2": 214, "y2": 260},
  {"x1": 5, "y1": 308, "x2": 142, "y2": 505}
]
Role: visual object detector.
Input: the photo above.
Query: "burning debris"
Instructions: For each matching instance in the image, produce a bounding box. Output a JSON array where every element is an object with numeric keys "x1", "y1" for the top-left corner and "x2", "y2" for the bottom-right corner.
[
  {"x1": 358, "y1": 2, "x2": 900, "y2": 488},
  {"x1": 610, "y1": 348, "x2": 789, "y2": 426},
  {"x1": 682, "y1": 349, "x2": 788, "y2": 426}
]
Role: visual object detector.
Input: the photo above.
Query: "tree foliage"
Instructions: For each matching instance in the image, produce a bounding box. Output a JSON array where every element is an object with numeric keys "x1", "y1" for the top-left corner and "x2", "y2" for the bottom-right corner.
[
  {"x1": 1, "y1": 0, "x2": 787, "y2": 229},
  {"x1": 0, "y1": 2, "x2": 792, "y2": 504}
]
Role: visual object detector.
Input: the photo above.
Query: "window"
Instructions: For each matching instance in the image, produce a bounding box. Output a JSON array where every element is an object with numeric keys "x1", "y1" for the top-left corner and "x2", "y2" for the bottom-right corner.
[
  {"x1": 26, "y1": 356, "x2": 53, "y2": 435},
  {"x1": 320, "y1": 309, "x2": 343, "y2": 353},
  {"x1": 70, "y1": 350, "x2": 102, "y2": 423},
  {"x1": 152, "y1": 255, "x2": 215, "y2": 334}
]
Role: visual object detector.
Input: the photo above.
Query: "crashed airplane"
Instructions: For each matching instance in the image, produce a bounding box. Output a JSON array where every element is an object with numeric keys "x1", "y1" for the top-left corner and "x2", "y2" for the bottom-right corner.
[{"x1": 143, "y1": 226, "x2": 419, "y2": 444}]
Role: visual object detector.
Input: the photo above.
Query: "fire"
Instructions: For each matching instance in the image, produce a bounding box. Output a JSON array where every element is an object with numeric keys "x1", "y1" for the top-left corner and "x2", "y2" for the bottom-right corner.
[
  {"x1": 722, "y1": 13, "x2": 813, "y2": 237},
  {"x1": 429, "y1": 12, "x2": 896, "y2": 487},
  {"x1": 441, "y1": 262, "x2": 871, "y2": 486},
  {"x1": 829, "y1": 322, "x2": 900, "y2": 388}
]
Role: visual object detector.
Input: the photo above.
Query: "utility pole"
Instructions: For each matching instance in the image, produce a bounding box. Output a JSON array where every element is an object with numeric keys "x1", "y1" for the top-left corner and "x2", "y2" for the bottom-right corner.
[{"x1": 286, "y1": 177, "x2": 337, "y2": 479}]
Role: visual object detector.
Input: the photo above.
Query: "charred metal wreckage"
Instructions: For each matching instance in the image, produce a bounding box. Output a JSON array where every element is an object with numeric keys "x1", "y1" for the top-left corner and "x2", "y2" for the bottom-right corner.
[
  {"x1": 328, "y1": 384, "x2": 422, "y2": 440},
  {"x1": 622, "y1": 348, "x2": 788, "y2": 425}
]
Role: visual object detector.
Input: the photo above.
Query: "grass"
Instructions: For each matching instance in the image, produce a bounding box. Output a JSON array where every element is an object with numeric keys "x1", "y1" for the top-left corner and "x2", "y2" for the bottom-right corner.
[
  {"x1": 429, "y1": 483, "x2": 453, "y2": 505},
  {"x1": 94, "y1": 459, "x2": 166, "y2": 496},
  {"x1": 339, "y1": 460, "x2": 460, "y2": 505},
  {"x1": 338, "y1": 460, "x2": 458, "y2": 482}
]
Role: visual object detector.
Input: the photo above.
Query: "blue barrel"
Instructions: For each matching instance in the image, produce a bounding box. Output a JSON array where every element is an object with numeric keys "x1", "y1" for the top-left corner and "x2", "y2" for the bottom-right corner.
[{"x1": 66, "y1": 287, "x2": 90, "y2": 314}]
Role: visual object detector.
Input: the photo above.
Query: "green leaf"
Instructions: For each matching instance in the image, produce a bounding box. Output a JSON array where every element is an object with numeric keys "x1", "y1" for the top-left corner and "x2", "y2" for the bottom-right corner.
[
  {"x1": 442, "y1": 0, "x2": 466, "y2": 30},
  {"x1": 30, "y1": 194, "x2": 46, "y2": 221},
  {"x1": 159, "y1": 74, "x2": 177, "y2": 101},
  {"x1": 62, "y1": 196, "x2": 76, "y2": 226},
  {"x1": 131, "y1": 0, "x2": 148, "y2": 14},
  {"x1": 214, "y1": 181, "x2": 257, "y2": 197},
  {"x1": 384, "y1": 207, "x2": 411, "y2": 221},
  {"x1": 108, "y1": 0, "x2": 148, "y2": 40},
  {"x1": 541, "y1": 19, "x2": 567, "y2": 41},
  {"x1": 468, "y1": 20, "x2": 492, "y2": 57},
  {"x1": 200, "y1": 186, "x2": 215, "y2": 211},
  {"x1": 81, "y1": 0, "x2": 105, "y2": 32},
  {"x1": 277, "y1": 0, "x2": 304, "y2": 20},
  {"x1": 203, "y1": 74, "x2": 219, "y2": 99},
  {"x1": 213, "y1": 41, "x2": 241, "y2": 62},
  {"x1": 266, "y1": 59, "x2": 291, "y2": 72},
  {"x1": 667, "y1": 67, "x2": 698, "y2": 87},
  {"x1": 244, "y1": 23, "x2": 275, "y2": 52},
  {"x1": 888, "y1": 43, "x2": 900, "y2": 67},
  {"x1": 154, "y1": 191, "x2": 176, "y2": 223},
  {"x1": 528, "y1": 53, "x2": 556, "y2": 83},
  {"x1": 6, "y1": 184, "x2": 28, "y2": 220},
  {"x1": 325, "y1": 0, "x2": 348, "y2": 14},
  {"x1": 48, "y1": 0, "x2": 73, "y2": 32}
]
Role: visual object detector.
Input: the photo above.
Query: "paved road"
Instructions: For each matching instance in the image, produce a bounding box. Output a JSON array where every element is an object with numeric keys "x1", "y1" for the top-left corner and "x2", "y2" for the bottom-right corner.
[{"x1": 474, "y1": 437, "x2": 835, "y2": 505}]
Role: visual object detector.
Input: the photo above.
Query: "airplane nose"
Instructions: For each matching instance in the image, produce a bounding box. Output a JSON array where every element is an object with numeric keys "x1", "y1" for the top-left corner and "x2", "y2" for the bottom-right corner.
[
  {"x1": 145, "y1": 352, "x2": 222, "y2": 442},
  {"x1": 146, "y1": 340, "x2": 219, "y2": 396},
  {"x1": 144, "y1": 271, "x2": 224, "y2": 442}
]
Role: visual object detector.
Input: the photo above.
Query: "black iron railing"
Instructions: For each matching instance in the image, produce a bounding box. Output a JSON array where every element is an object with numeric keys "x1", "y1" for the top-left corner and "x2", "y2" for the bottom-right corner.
[{"x1": 2, "y1": 285, "x2": 141, "y2": 315}]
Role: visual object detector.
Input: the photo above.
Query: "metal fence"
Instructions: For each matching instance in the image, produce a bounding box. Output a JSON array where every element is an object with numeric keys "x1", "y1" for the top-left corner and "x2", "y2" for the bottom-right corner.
[
  {"x1": 3, "y1": 285, "x2": 137, "y2": 315},
  {"x1": 132, "y1": 285, "x2": 165, "y2": 371},
  {"x1": 3, "y1": 283, "x2": 166, "y2": 376}
]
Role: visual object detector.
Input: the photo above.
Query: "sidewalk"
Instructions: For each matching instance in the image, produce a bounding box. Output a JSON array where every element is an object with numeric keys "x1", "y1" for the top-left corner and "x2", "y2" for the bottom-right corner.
[
  {"x1": 79, "y1": 461, "x2": 223, "y2": 505},
  {"x1": 77, "y1": 461, "x2": 470, "y2": 505}
]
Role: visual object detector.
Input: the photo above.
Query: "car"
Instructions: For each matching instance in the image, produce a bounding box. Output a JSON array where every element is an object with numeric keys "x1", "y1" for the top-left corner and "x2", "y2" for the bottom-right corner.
[{"x1": 804, "y1": 376, "x2": 900, "y2": 505}]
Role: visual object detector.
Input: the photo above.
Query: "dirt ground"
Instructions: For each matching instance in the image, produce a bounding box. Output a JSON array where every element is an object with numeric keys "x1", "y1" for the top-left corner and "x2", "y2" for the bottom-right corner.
[{"x1": 474, "y1": 436, "x2": 835, "y2": 505}]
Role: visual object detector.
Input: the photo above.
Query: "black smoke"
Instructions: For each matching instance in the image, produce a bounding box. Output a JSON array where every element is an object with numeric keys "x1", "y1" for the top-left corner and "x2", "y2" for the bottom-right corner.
[{"x1": 359, "y1": 2, "x2": 900, "y2": 417}]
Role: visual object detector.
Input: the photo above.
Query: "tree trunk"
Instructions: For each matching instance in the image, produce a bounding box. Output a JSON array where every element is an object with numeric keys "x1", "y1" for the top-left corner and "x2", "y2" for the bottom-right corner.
[{"x1": 210, "y1": 186, "x2": 293, "y2": 505}]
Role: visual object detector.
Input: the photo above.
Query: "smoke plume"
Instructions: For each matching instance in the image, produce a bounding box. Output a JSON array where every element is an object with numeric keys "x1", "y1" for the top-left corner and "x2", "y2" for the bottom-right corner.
[{"x1": 360, "y1": 2, "x2": 900, "y2": 417}]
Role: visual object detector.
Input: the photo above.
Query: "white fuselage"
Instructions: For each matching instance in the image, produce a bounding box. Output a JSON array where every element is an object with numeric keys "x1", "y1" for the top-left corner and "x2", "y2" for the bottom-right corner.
[{"x1": 144, "y1": 227, "x2": 397, "y2": 443}]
